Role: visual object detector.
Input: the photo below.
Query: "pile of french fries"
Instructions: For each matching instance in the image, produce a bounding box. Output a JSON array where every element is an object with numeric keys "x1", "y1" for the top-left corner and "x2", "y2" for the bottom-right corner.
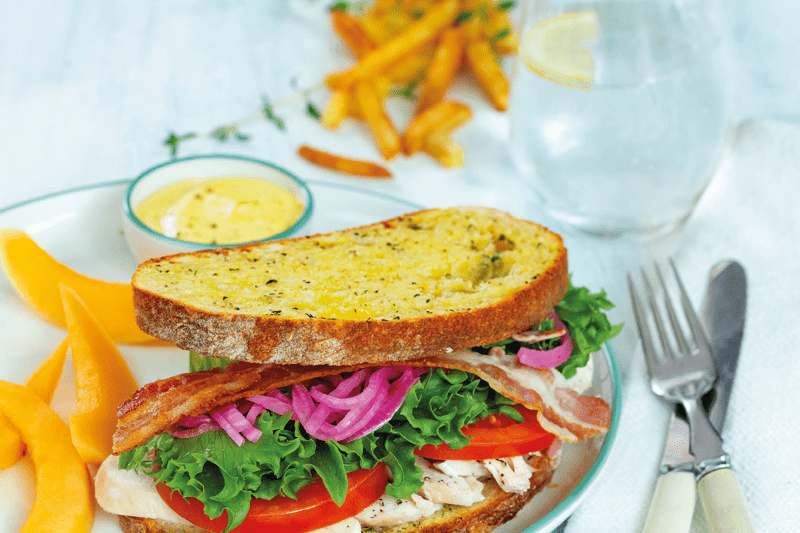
[{"x1": 319, "y1": 0, "x2": 518, "y2": 169}]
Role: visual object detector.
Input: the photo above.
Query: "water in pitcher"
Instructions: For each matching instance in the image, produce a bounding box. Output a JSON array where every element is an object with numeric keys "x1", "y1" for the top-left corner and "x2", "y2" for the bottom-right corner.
[{"x1": 509, "y1": 1, "x2": 730, "y2": 239}]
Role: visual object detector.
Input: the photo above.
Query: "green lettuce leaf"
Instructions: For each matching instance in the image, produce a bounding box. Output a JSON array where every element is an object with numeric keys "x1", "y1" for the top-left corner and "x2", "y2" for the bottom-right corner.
[
  {"x1": 555, "y1": 279, "x2": 623, "y2": 378},
  {"x1": 475, "y1": 278, "x2": 622, "y2": 379},
  {"x1": 119, "y1": 368, "x2": 517, "y2": 532},
  {"x1": 189, "y1": 351, "x2": 232, "y2": 372}
]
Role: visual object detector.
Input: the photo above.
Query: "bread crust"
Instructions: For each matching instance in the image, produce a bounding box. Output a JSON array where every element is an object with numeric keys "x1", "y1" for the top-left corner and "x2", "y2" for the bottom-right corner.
[
  {"x1": 117, "y1": 453, "x2": 559, "y2": 533},
  {"x1": 132, "y1": 207, "x2": 569, "y2": 366},
  {"x1": 118, "y1": 516, "x2": 206, "y2": 533}
]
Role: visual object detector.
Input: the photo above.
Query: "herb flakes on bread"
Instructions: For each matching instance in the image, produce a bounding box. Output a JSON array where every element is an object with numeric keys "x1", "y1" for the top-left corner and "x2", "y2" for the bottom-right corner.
[{"x1": 131, "y1": 207, "x2": 568, "y2": 365}]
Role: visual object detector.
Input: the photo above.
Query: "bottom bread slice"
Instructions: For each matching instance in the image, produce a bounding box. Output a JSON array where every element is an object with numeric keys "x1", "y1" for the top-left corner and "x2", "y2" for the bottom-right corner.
[{"x1": 117, "y1": 453, "x2": 559, "y2": 533}]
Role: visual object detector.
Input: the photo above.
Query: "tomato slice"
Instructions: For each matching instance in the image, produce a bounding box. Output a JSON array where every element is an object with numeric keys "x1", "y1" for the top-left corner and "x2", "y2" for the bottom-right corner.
[
  {"x1": 157, "y1": 466, "x2": 388, "y2": 533},
  {"x1": 414, "y1": 406, "x2": 557, "y2": 460}
]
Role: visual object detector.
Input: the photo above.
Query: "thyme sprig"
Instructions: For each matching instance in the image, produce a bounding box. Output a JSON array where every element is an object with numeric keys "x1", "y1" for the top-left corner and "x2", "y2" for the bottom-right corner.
[{"x1": 164, "y1": 86, "x2": 321, "y2": 157}]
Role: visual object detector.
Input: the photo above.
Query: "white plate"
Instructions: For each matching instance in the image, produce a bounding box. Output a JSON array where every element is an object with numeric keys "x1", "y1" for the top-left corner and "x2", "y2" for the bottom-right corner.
[{"x1": 0, "y1": 181, "x2": 620, "y2": 533}]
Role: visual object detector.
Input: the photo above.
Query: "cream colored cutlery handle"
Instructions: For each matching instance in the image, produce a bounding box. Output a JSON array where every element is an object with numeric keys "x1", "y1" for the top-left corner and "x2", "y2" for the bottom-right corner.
[
  {"x1": 698, "y1": 468, "x2": 755, "y2": 533},
  {"x1": 642, "y1": 471, "x2": 695, "y2": 533}
]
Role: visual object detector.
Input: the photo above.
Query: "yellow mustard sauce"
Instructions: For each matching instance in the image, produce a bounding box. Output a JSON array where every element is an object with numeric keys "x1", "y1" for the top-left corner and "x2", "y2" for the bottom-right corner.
[{"x1": 134, "y1": 177, "x2": 304, "y2": 244}]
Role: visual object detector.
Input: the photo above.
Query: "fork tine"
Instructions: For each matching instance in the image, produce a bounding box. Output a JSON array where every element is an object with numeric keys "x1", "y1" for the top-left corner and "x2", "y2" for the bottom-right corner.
[
  {"x1": 640, "y1": 268, "x2": 675, "y2": 361},
  {"x1": 655, "y1": 263, "x2": 691, "y2": 358},
  {"x1": 627, "y1": 273, "x2": 659, "y2": 377},
  {"x1": 669, "y1": 259, "x2": 713, "y2": 360}
]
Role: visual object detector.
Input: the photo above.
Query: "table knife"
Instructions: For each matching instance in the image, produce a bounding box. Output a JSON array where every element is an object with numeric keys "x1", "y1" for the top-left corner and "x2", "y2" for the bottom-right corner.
[
  {"x1": 642, "y1": 260, "x2": 750, "y2": 533},
  {"x1": 695, "y1": 261, "x2": 753, "y2": 533}
]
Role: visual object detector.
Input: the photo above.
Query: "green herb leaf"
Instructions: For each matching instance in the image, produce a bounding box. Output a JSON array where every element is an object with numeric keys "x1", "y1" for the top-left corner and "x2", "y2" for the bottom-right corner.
[
  {"x1": 262, "y1": 97, "x2": 286, "y2": 130},
  {"x1": 212, "y1": 125, "x2": 249, "y2": 142},
  {"x1": 329, "y1": 1, "x2": 349, "y2": 12},
  {"x1": 389, "y1": 72, "x2": 424, "y2": 101},
  {"x1": 492, "y1": 28, "x2": 511, "y2": 42},
  {"x1": 455, "y1": 10, "x2": 474, "y2": 24},
  {"x1": 164, "y1": 131, "x2": 197, "y2": 157},
  {"x1": 497, "y1": 1, "x2": 515, "y2": 11},
  {"x1": 306, "y1": 101, "x2": 322, "y2": 120}
]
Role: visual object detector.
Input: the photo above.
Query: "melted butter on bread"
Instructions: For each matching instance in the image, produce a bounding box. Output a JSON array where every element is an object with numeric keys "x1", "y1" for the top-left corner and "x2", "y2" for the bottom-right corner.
[{"x1": 131, "y1": 207, "x2": 569, "y2": 365}]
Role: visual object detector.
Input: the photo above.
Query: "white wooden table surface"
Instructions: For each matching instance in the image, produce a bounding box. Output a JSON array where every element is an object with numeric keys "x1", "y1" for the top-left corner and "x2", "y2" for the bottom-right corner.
[{"x1": 1, "y1": 1, "x2": 799, "y2": 532}]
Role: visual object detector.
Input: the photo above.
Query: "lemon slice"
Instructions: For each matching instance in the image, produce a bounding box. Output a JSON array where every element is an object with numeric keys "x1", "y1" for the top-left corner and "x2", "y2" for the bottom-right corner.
[{"x1": 520, "y1": 10, "x2": 598, "y2": 90}]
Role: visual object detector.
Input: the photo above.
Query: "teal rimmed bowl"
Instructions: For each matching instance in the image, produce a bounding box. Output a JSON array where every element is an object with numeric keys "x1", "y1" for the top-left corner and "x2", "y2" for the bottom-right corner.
[{"x1": 122, "y1": 154, "x2": 313, "y2": 263}]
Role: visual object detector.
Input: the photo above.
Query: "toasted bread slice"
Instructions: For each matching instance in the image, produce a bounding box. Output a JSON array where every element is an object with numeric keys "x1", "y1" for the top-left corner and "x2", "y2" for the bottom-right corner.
[
  {"x1": 132, "y1": 207, "x2": 568, "y2": 365},
  {"x1": 117, "y1": 452, "x2": 559, "y2": 533}
]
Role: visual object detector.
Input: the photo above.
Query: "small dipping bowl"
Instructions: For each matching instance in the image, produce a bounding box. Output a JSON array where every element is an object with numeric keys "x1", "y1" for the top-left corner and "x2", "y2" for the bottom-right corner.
[{"x1": 123, "y1": 154, "x2": 313, "y2": 263}]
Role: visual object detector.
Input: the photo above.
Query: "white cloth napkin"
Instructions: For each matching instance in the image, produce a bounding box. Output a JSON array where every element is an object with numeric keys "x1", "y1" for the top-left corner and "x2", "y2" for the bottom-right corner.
[{"x1": 564, "y1": 118, "x2": 800, "y2": 532}]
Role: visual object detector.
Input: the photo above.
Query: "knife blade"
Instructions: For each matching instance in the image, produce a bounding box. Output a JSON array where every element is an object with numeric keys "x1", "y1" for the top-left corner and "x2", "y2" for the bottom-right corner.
[
  {"x1": 704, "y1": 260, "x2": 747, "y2": 432},
  {"x1": 642, "y1": 260, "x2": 747, "y2": 533}
]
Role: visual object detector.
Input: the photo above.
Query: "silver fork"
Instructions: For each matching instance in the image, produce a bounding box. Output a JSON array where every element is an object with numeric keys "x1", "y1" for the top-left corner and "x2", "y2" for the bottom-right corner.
[
  {"x1": 629, "y1": 260, "x2": 754, "y2": 533},
  {"x1": 629, "y1": 260, "x2": 724, "y2": 464}
]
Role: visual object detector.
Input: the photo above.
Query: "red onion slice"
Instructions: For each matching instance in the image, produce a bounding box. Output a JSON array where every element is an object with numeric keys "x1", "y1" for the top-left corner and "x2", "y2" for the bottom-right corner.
[
  {"x1": 327, "y1": 368, "x2": 392, "y2": 441},
  {"x1": 210, "y1": 407, "x2": 246, "y2": 446},
  {"x1": 205, "y1": 404, "x2": 262, "y2": 446},
  {"x1": 168, "y1": 366, "x2": 427, "y2": 445},
  {"x1": 249, "y1": 389, "x2": 293, "y2": 415},
  {"x1": 517, "y1": 312, "x2": 574, "y2": 368},
  {"x1": 342, "y1": 367, "x2": 425, "y2": 442}
]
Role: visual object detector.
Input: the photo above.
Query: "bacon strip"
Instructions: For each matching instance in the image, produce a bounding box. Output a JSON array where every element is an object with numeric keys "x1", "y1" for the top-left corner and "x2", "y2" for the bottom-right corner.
[
  {"x1": 414, "y1": 351, "x2": 611, "y2": 442},
  {"x1": 112, "y1": 353, "x2": 611, "y2": 455},
  {"x1": 113, "y1": 361, "x2": 367, "y2": 454}
]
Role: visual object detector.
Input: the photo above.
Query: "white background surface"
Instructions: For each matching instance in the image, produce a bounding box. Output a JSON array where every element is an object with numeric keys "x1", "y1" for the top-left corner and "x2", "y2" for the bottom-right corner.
[{"x1": 2, "y1": 1, "x2": 799, "y2": 532}]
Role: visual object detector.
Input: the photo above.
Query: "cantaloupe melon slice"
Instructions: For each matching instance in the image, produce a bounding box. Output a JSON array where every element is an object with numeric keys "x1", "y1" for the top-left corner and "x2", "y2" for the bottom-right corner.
[
  {"x1": 0, "y1": 380, "x2": 94, "y2": 533},
  {"x1": 24, "y1": 337, "x2": 69, "y2": 404},
  {"x1": 0, "y1": 228, "x2": 156, "y2": 344},
  {"x1": 0, "y1": 415, "x2": 24, "y2": 470},
  {"x1": 0, "y1": 337, "x2": 69, "y2": 470},
  {"x1": 61, "y1": 285, "x2": 139, "y2": 464}
]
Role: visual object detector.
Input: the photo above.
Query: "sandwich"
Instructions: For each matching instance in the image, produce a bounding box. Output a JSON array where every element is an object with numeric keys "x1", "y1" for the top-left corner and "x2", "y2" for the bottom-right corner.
[{"x1": 94, "y1": 207, "x2": 621, "y2": 533}]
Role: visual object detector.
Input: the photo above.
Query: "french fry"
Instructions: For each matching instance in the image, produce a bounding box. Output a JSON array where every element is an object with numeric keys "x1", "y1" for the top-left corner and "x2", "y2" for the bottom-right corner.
[
  {"x1": 354, "y1": 81, "x2": 402, "y2": 160},
  {"x1": 322, "y1": 80, "x2": 394, "y2": 129},
  {"x1": 356, "y1": 15, "x2": 400, "y2": 45},
  {"x1": 484, "y1": 1, "x2": 518, "y2": 55},
  {"x1": 369, "y1": 0, "x2": 402, "y2": 16},
  {"x1": 326, "y1": 0, "x2": 459, "y2": 89},
  {"x1": 332, "y1": 10, "x2": 377, "y2": 58},
  {"x1": 384, "y1": 47, "x2": 434, "y2": 84},
  {"x1": 298, "y1": 145, "x2": 393, "y2": 178},
  {"x1": 400, "y1": 0, "x2": 437, "y2": 12},
  {"x1": 322, "y1": 0, "x2": 521, "y2": 169},
  {"x1": 403, "y1": 100, "x2": 472, "y2": 155},
  {"x1": 415, "y1": 26, "x2": 465, "y2": 112},
  {"x1": 373, "y1": 77, "x2": 394, "y2": 98},
  {"x1": 465, "y1": 38, "x2": 510, "y2": 111},
  {"x1": 458, "y1": 0, "x2": 484, "y2": 42},
  {"x1": 321, "y1": 89, "x2": 351, "y2": 130},
  {"x1": 423, "y1": 132, "x2": 465, "y2": 167}
]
